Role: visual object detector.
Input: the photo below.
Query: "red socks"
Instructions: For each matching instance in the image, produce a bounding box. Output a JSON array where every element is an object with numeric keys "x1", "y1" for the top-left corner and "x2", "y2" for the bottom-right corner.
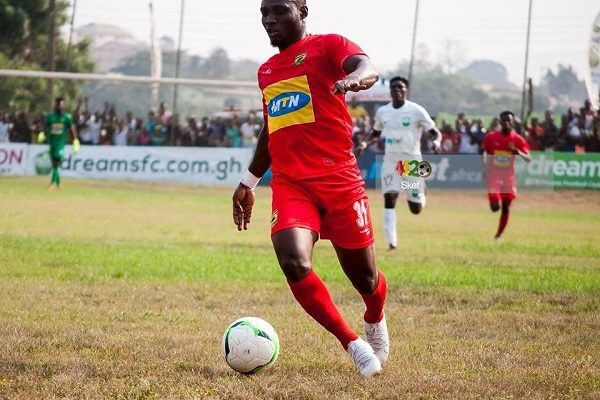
[
  {"x1": 361, "y1": 271, "x2": 387, "y2": 323},
  {"x1": 496, "y1": 211, "x2": 510, "y2": 238},
  {"x1": 288, "y1": 269, "x2": 358, "y2": 349}
]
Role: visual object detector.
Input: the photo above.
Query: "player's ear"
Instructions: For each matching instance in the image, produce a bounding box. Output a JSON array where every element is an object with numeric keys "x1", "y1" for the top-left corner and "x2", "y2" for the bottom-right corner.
[{"x1": 300, "y1": 5, "x2": 308, "y2": 20}]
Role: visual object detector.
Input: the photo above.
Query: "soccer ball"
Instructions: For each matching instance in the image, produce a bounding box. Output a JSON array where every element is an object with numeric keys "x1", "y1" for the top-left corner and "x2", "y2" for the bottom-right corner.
[
  {"x1": 418, "y1": 160, "x2": 432, "y2": 178},
  {"x1": 221, "y1": 317, "x2": 279, "y2": 374}
]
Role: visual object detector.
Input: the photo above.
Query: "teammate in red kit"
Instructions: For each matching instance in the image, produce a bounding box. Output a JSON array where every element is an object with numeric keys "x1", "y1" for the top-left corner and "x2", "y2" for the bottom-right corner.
[
  {"x1": 232, "y1": 0, "x2": 387, "y2": 377},
  {"x1": 482, "y1": 111, "x2": 531, "y2": 240}
]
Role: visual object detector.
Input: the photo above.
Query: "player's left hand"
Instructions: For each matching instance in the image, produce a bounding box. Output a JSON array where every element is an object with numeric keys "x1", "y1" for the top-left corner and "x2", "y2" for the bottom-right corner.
[
  {"x1": 332, "y1": 76, "x2": 367, "y2": 94},
  {"x1": 432, "y1": 143, "x2": 441, "y2": 155},
  {"x1": 72, "y1": 138, "x2": 80, "y2": 154}
]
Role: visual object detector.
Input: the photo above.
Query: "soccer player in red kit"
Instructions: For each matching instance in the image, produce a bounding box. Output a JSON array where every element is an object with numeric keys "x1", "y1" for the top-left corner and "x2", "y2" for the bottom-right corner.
[
  {"x1": 232, "y1": 0, "x2": 387, "y2": 377},
  {"x1": 482, "y1": 111, "x2": 531, "y2": 240}
]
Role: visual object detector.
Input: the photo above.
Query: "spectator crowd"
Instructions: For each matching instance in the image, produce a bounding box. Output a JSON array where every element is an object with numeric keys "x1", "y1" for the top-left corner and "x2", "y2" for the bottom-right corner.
[
  {"x1": 0, "y1": 98, "x2": 263, "y2": 149},
  {"x1": 1, "y1": 97, "x2": 598, "y2": 154},
  {"x1": 350, "y1": 98, "x2": 600, "y2": 154}
]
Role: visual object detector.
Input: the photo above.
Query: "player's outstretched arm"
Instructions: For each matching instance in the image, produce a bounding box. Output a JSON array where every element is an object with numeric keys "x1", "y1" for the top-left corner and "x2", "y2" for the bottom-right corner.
[
  {"x1": 333, "y1": 55, "x2": 379, "y2": 94},
  {"x1": 429, "y1": 128, "x2": 442, "y2": 154},
  {"x1": 232, "y1": 125, "x2": 271, "y2": 231},
  {"x1": 508, "y1": 142, "x2": 532, "y2": 163},
  {"x1": 354, "y1": 129, "x2": 382, "y2": 157}
]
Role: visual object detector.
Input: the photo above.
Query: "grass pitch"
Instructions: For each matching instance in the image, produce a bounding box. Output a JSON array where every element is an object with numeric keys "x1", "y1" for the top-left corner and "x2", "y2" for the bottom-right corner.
[{"x1": 1, "y1": 177, "x2": 599, "y2": 399}]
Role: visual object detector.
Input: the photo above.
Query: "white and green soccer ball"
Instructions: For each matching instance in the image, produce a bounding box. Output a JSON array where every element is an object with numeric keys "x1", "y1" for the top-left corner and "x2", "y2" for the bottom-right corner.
[{"x1": 221, "y1": 317, "x2": 279, "y2": 375}]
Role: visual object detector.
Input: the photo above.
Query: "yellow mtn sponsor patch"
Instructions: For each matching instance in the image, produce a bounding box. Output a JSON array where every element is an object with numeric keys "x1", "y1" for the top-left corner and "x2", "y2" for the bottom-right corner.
[
  {"x1": 493, "y1": 150, "x2": 513, "y2": 167},
  {"x1": 263, "y1": 75, "x2": 315, "y2": 134}
]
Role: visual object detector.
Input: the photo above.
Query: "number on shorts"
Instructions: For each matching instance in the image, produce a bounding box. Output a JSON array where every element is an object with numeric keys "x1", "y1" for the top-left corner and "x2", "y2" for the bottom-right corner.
[{"x1": 353, "y1": 199, "x2": 368, "y2": 228}]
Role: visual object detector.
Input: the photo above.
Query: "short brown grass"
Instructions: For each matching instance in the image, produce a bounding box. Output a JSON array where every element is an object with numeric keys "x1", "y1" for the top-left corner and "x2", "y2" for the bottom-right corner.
[{"x1": 1, "y1": 177, "x2": 599, "y2": 399}]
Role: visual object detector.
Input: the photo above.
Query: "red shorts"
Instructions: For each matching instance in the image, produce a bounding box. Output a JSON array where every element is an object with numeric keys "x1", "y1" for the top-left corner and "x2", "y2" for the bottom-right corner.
[
  {"x1": 270, "y1": 167, "x2": 374, "y2": 249},
  {"x1": 487, "y1": 173, "x2": 516, "y2": 202}
]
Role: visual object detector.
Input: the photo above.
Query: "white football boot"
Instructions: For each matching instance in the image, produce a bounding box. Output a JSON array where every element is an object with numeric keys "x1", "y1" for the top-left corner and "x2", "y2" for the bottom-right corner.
[
  {"x1": 364, "y1": 313, "x2": 389, "y2": 365},
  {"x1": 347, "y1": 338, "x2": 382, "y2": 378}
]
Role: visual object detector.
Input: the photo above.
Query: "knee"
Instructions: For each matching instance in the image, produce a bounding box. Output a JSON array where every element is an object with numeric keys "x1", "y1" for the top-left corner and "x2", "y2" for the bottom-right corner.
[
  {"x1": 384, "y1": 193, "x2": 398, "y2": 209},
  {"x1": 489, "y1": 202, "x2": 500, "y2": 212},
  {"x1": 408, "y1": 202, "x2": 422, "y2": 214},
  {"x1": 361, "y1": 273, "x2": 379, "y2": 294},
  {"x1": 277, "y1": 253, "x2": 312, "y2": 282}
]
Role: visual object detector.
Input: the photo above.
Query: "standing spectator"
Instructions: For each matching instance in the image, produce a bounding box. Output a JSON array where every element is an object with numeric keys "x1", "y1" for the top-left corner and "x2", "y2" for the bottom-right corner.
[
  {"x1": 541, "y1": 110, "x2": 558, "y2": 150},
  {"x1": 440, "y1": 122, "x2": 457, "y2": 154},
  {"x1": 87, "y1": 112, "x2": 102, "y2": 145},
  {"x1": 469, "y1": 118, "x2": 486, "y2": 153},
  {"x1": 208, "y1": 117, "x2": 225, "y2": 147},
  {"x1": 158, "y1": 101, "x2": 172, "y2": 126},
  {"x1": 196, "y1": 117, "x2": 210, "y2": 146},
  {"x1": 582, "y1": 99, "x2": 597, "y2": 133},
  {"x1": 240, "y1": 111, "x2": 261, "y2": 148},
  {"x1": 10, "y1": 112, "x2": 31, "y2": 143},
  {"x1": 524, "y1": 117, "x2": 544, "y2": 151},
  {"x1": 0, "y1": 112, "x2": 11, "y2": 143},
  {"x1": 232, "y1": 0, "x2": 386, "y2": 378},
  {"x1": 112, "y1": 118, "x2": 129, "y2": 146},
  {"x1": 179, "y1": 116, "x2": 197, "y2": 146},
  {"x1": 225, "y1": 117, "x2": 242, "y2": 148}
]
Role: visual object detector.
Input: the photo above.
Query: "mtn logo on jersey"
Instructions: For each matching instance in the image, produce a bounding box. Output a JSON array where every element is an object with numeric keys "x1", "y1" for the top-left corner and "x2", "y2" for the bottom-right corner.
[
  {"x1": 402, "y1": 116, "x2": 411, "y2": 127},
  {"x1": 263, "y1": 75, "x2": 315, "y2": 133},
  {"x1": 493, "y1": 150, "x2": 512, "y2": 167},
  {"x1": 293, "y1": 52, "x2": 307, "y2": 66}
]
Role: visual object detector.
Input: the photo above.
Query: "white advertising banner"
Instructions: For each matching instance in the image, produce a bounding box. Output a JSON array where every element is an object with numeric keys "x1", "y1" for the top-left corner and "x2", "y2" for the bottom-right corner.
[
  {"x1": 0, "y1": 143, "x2": 29, "y2": 176},
  {"x1": 25, "y1": 145, "x2": 253, "y2": 186}
]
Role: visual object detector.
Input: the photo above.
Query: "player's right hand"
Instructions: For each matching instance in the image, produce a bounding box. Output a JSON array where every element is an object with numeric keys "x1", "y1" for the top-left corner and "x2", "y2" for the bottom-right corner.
[
  {"x1": 233, "y1": 184, "x2": 255, "y2": 231},
  {"x1": 353, "y1": 141, "x2": 368, "y2": 157}
]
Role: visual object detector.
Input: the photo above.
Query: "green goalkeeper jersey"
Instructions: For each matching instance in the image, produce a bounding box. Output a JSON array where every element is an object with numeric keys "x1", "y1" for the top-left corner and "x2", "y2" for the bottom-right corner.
[{"x1": 46, "y1": 112, "x2": 73, "y2": 159}]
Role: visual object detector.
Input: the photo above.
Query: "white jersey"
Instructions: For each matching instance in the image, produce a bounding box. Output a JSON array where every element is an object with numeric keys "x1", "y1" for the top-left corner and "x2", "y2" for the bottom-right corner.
[{"x1": 373, "y1": 100, "x2": 435, "y2": 159}]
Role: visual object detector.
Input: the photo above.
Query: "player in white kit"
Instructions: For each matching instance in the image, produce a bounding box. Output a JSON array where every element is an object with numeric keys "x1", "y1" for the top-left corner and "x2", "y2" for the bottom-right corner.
[{"x1": 354, "y1": 76, "x2": 442, "y2": 250}]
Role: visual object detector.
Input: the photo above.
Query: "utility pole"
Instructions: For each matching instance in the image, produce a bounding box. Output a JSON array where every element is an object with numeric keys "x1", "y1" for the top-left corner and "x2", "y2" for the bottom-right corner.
[
  {"x1": 520, "y1": 0, "x2": 533, "y2": 122},
  {"x1": 407, "y1": 0, "x2": 420, "y2": 86},
  {"x1": 172, "y1": 0, "x2": 185, "y2": 125},
  {"x1": 47, "y1": 0, "x2": 57, "y2": 108},
  {"x1": 66, "y1": 0, "x2": 78, "y2": 72}
]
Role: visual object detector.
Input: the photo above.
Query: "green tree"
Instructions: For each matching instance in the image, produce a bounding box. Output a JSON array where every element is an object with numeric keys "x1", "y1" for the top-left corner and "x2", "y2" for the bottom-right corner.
[{"x1": 0, "y1": 0, "x2": 94, "y2": 113}]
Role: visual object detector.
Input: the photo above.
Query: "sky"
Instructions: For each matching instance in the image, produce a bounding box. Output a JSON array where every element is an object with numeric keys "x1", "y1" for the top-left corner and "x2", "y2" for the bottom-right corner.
[{"x1": 66, "y1": 0, "x2": 599, "y2": 86}]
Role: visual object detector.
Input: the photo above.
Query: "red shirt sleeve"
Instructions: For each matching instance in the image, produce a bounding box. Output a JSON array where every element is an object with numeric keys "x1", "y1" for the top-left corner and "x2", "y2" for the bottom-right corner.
[
  {"x1": 322, "y1": 34, "x2": 365, "y2": 73},
  {"x1": 516, "y1": 134, "x2": 530, "y2": 153}
]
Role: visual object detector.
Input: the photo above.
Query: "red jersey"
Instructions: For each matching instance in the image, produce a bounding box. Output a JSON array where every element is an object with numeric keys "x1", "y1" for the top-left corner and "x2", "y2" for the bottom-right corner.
[
  {"x1": 258, "y1": 34, "x2": 365, "y2": 179},
  {"x1": 482, "y1": 130, "x2": 529, "y2": 177}
]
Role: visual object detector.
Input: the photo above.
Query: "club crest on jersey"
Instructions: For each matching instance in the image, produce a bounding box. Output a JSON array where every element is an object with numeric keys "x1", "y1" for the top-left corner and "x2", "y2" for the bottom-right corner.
[
  {"x1": 402, "y1": 116, "x2": 411, "y2": 127},
  {"x1": 293, "y1": 52, "x2": 307, "y2": 66}
]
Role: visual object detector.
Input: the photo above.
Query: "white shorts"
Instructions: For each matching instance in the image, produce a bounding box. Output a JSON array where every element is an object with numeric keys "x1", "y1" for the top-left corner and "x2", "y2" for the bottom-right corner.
[{"x1": 380, "y1": 157, "x2": 426, "y2": 204}]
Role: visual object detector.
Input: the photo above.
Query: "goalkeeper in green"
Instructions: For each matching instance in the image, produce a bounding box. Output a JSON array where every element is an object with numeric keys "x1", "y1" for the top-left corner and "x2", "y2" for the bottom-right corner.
[{"x1": 43, "y1": 97, "x2": 80, "y2": 189}]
